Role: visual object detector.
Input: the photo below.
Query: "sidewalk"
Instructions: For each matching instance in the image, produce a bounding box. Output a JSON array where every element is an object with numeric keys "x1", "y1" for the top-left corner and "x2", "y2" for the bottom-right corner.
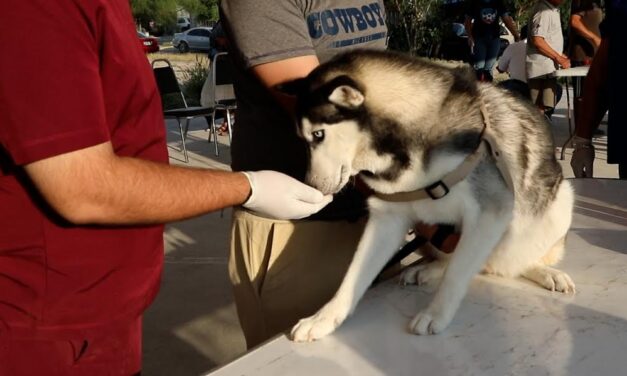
[
  {"x1": 142, "y1": 90, "x2": 618, "y2": 375},
  {"x1": 142, "y1": 123, "x2": 246, "y2": 376}
]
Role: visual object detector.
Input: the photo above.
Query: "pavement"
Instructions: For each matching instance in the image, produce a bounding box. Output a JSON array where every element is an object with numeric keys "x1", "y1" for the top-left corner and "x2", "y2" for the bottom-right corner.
[{"x1": 141, "y1": 88, "x2": 617, "y2": 376}]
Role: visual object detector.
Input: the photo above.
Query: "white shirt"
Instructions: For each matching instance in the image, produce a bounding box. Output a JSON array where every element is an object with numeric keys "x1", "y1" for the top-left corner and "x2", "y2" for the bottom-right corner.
[
  {"x1": 498, "y1": 40, "x2": 527, "y2": 82},
  {"x1": 526, "y1": 0, "x2": 564, "y2": 79}
]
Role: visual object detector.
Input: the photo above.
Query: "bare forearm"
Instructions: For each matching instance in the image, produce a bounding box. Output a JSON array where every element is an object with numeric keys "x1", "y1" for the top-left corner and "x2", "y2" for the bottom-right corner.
[
  {"x1": 84, "y1": 157, "x2": 249, "y2": 223},
  {"x1": 25, "y1": 142, "x2": 250, "y2": 224},
  {"x1": 531, "y1": 36, "x2": 562, "y2": 60},
  {"x1": 571, "y1": 16, "x2": 601, "y2": 48},
  {"x1": 252, "y1": 55, "x2": 319, "y2": 112},
  {"x1": 531, "y1": 35, "x2": 570, "y2": 68}
]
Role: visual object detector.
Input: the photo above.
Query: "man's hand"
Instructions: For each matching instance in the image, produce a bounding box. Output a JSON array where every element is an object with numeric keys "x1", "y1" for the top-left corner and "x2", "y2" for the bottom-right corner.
[
  {"x1": 242, "y1": 171, "x2": 332, "y2": 220},
  {"x1": 570, "y1": 136, "x2": 595, "y2": 178},
  {"x1": 555, "y1": 54, "x2": 571, "y2": 69}
]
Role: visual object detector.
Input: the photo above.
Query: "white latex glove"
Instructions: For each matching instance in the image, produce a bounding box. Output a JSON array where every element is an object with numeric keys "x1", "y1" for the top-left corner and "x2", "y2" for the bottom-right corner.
[
  {"x1": 570, "y1": 136, "x2": 595, "y2": 178},
  {"x1": 241, "y1": 171, "x2": 333, "y2": 220}
]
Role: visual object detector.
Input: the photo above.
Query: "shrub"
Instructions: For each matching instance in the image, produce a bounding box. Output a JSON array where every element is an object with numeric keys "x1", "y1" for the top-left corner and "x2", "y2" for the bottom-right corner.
[
  {"x1": 181, "y1": 56, "x2": 209, "y2": 106},
  {"x1": 159, "y1": 56, "x2": 209, "y2": 109}
]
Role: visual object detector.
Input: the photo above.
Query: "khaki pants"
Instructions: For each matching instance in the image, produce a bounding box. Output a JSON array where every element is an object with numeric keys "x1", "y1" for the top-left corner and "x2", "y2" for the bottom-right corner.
[
  {"x1": 528, "y1": 77, "x2": 558, "y2": 108},
  {"x1": 228, "y1": 208, "x2": 366, "y2": 349}
]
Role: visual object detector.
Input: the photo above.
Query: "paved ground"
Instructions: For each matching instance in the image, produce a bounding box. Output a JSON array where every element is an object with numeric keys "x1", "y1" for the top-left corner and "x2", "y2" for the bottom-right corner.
[{"x1": 141, "y1": 88, "x2": 617, "y2": 375}]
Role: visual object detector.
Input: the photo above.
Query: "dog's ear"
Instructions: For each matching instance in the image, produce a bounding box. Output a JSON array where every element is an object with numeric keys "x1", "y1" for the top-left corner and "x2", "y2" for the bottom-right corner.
[
  {"x1": 328, "y1": 84, "x2": 365, "y2": 109},
  {"x1": 274, "y1": 78, "x2": 308, "y2": 97}
]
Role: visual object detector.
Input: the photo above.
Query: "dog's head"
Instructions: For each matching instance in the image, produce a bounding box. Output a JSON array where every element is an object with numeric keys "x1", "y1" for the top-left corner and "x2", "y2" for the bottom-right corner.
[
  {"x1": 277, "y1": 50, "x2": 481, "y2": 195},
  {"x1": 278, "y1": 73, "x2": 375, "y2": 194}
]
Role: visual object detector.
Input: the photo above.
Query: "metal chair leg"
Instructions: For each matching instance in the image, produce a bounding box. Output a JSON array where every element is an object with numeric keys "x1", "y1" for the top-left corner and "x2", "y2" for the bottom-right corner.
[
  {"x1": 183, "y1": 116, "x2": 192, "y2": 138},
  {"x1": 559, "y1": 79, "x2": 573, "y2": 160},
  {"x1": 226, "y1": 109, "x2": 233, "y2": 145},
  {"x1": 178, "y1": 118, "x2": 189, "y2": 163},
  {"x1": 210, "y1": 109, "x2": 219, "y2": 156}
]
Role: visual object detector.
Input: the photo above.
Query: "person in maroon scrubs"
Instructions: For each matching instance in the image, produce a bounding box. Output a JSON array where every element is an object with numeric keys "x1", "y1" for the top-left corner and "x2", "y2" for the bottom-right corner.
[{"x1": 0, "y1": 1, "x2": 332, "y2": 374}]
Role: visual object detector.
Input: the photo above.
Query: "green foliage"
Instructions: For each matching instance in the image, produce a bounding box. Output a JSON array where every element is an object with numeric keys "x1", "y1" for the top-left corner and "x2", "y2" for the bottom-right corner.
[
  {"x1": 385, "y1": 0, "x2": 449, "y2": 56},
  {"x1": 131, "y1": 0, "x2": 178, "y2": 33},
  {"x1": 181, "y1": 56, "x2": 210, "y2": 106},
  {"x1": 507, "y1": 0, "x2": 572, "y2": 32},
  {"x1": 385, "y1": 0, "x2": 574, "y2": 57},
  {"x1": 160, "y1": 57, "x2": 209, "y2": 110},
  {"x1": 194, "y1": 0, "x2": 219, "y2": 24}
]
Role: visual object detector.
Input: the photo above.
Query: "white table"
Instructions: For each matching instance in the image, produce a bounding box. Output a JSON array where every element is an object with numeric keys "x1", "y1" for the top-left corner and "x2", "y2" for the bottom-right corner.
[
  {"x1": 554, "y1": 66, "x2": 590, "y2": 160},
  {"x1": 554, "y1": 66, "x2": 590, "y2": 78},
  {"x1": 208, "y1": 178, "x2": 627, "y2": 376}
]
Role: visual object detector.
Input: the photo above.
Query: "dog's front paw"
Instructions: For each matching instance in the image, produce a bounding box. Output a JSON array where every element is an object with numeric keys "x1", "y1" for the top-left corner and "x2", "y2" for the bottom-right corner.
[
  {"x1": 408, "y1": 309, "x2": 452, "y2": 335},
  {"x1": 539, "y1": 269, "x2": 576, "y2": 293},
  {"x1": 291, "y1": 306, "x2": 347, "y2": 342},
  {"x1": 523, "y1": 266, "x2": 576, "y2": 294}
]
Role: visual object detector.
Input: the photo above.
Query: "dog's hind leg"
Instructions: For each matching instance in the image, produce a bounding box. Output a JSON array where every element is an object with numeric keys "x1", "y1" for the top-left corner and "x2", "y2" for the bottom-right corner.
[
  {"x1": 291, "y1": 210, "x2": 412, "y2": 342},
  {"x1": 521, "y1": 236, "x2": 575, "y2": 293},
  {"x1": 409, "y1": 209, "x2": 511, "y2": 335}
]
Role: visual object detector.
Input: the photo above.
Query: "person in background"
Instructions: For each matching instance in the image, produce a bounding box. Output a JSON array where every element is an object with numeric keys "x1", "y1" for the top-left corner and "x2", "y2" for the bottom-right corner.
[
  {"x1": 497, "y1": 24, "x2": 564, "y2": 104},
  {"x1": 571, "y1": 0, "x2": 627, "y2": 179},
  {"x1": 464, "y1": 0, "x2": 520, "y2": 81},
  {"x1": 0, "y1": 1, "x2": 332, "y2": 374},
  {"x1": 568, "y1": 0, "x2": 604, "y2": 66},
  {"x1": 568, "y1": 0, "x2": 605, "y2": 136},
  {"x1": 497, "y1": 24, "x2": 531, "y2": 98},
  {"x1": 526, "y1": 0, "x2": 570, "y2": 118},
  {"x1": 209, "y1": 19, "x2": 228, "y2": 61},
  {"x1": 206, "y1": 19, "x2": 234, "y2": 136}
]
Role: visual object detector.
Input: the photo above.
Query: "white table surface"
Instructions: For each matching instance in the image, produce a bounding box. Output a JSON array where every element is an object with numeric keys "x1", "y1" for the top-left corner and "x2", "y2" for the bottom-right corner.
[
  {"x1": 208, "y1": 178, "x2": 627, "y2": 376},
  {"x1": 554, "y1": 66, "x2": 590, "y2": 77}
]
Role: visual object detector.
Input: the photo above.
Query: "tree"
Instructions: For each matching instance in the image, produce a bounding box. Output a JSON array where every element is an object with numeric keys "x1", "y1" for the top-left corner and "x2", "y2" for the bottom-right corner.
[
  {"x1": 130, "y1": 0, "x2": 178, "y2": 34},
  {"x1": 178, "y1": 0, "x2": 219, "y2": 24},
  {"x1": 385, "y1": 0, "x2": 448, "y2": 56},
  {"x1": 194, "y1": 0, "x2": 219, "y2": 24},
  {"x1": 508, "y1": 0, "x2": 572, "y2": 33},
  {"x1": 384, "y1": 0, "x2": 573, "y2": 57}
]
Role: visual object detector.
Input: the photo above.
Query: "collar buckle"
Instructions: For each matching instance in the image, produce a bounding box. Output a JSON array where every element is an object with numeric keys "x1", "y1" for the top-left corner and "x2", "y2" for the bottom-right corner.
[{"x1": 425, "y1": 181, "x2": 450, "y2": 200}]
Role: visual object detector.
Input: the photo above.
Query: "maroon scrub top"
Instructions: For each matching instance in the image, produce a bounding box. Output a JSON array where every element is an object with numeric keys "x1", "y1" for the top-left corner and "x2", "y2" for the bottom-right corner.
[{"x1": 0, "y1": 0, "x2": 168, "y2": 339}]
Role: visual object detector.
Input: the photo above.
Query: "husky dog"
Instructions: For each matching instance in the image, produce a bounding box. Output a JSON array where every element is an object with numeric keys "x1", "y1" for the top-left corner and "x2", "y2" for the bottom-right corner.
[{"x1": 280, "y1": 50, "x2": 575, "y2": 342}]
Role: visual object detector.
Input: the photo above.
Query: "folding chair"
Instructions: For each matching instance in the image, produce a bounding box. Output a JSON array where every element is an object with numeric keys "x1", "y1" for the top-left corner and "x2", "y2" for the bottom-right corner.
[
  {"x1": 152, "y1": 59, "x2": 214, "y2": 163},
  {"x1": 205, "y1": 52, "x2": 237, "y2": 156}
]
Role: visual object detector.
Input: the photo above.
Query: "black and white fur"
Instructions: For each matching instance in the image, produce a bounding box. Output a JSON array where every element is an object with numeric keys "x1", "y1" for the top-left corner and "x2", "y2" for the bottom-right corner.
[{"x1": 281, "y1": 50, "x2": 575, "y2": 341}]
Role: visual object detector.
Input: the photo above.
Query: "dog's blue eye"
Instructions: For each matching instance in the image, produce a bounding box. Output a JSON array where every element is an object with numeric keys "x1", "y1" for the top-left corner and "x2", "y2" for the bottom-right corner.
[{"x1": 312, "y1": 130, "x2": 325, "y2": 142}]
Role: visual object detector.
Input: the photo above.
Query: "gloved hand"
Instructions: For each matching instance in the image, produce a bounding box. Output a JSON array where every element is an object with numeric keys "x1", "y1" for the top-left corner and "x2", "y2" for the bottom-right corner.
[
  {"x1": 241, "y1": 171, "x2": 333, "y2": 220},
  {"x1": 570, "y1": 136, "x2": 595, "y2": 178}
]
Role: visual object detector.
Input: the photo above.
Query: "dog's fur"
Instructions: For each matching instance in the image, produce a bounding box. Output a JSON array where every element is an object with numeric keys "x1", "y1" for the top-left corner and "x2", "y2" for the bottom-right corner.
[{"x1": 281, "y1": 50, "x2": 575, "y2": 341}]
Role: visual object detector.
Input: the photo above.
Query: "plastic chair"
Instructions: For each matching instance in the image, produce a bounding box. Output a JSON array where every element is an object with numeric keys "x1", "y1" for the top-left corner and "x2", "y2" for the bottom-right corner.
[
  {"x1": 152, "y1": 59, "x2": 214, "y2": 163},
  {"x1": 203, "y1": 52, "x2": 237, "y2": 156}
]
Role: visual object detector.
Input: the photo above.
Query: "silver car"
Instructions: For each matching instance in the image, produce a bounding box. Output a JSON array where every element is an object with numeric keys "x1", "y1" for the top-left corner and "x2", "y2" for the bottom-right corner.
[{"x1": 172, "y1": 27, "x2": 212, "y2": 53}]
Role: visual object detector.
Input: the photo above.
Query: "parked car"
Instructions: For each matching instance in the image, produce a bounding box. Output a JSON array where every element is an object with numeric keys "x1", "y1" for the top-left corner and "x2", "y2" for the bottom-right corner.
[
  {"x1": 437, "y1": 22, "x2": 510, "y2": 63},
  {"x1": 172, "y1": 27, "x2": 212, "y2": 53},
  {"x1": 177, "y1": 17, "x2": 191, "y2": 31},
  {"x1": 137, "y1": 31, "x2": 159, "y2": 53}
]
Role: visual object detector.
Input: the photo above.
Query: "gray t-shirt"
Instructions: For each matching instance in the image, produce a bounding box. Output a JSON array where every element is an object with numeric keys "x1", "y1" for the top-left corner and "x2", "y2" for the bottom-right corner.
[
  {"x1": 526, "y1": 0, "x2": 564, "y2": 79},
  {"x1": 221, "y1": 0, "x2": 387, "y2": 220}
]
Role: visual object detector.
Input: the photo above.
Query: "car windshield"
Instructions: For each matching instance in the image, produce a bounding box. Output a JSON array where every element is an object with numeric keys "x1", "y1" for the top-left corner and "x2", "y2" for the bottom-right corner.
[{"x1": 137, "y1": 31, "x2": 148, "y2": 38}]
